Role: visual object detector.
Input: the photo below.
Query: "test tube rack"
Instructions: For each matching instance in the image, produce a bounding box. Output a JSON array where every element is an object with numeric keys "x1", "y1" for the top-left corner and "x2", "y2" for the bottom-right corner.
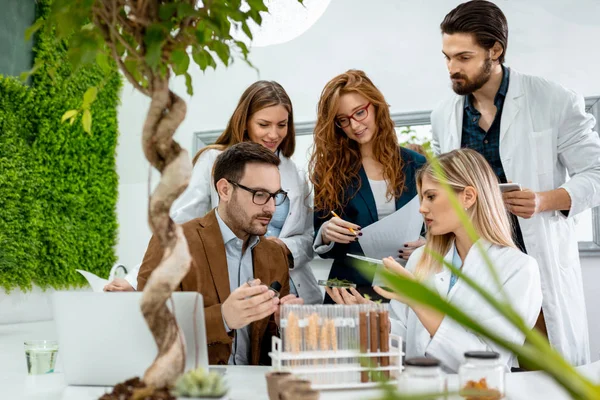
[{"x1": 270, "y1": 304, "x2": 404, "y2": 390}]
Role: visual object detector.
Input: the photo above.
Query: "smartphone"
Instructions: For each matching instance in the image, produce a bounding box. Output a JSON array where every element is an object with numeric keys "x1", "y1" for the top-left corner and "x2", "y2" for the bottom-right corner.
[{"x1": 499, "y1": 183, "x2": 522, "y2": 193}]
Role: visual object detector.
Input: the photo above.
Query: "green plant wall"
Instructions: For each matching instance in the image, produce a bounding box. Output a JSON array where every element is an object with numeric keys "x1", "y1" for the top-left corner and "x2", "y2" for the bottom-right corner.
[{"x1": 0, "y1": 0, "x2": 121, "y2": 292}]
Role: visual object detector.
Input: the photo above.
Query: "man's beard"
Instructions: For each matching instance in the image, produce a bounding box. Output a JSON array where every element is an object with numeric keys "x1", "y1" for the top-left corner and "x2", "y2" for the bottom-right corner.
[
  {"x1": 227, "y1": 193, "x2": 272, "y2": 237},
  {"x1": 451, "y1": 56, "x2": 493, "y2": 96}
]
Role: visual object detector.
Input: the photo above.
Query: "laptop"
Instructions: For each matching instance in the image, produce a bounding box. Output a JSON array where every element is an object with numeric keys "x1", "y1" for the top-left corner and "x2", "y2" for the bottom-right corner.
[{"x1": 52, "y1": 291, "x2": 209, "y2": 386}]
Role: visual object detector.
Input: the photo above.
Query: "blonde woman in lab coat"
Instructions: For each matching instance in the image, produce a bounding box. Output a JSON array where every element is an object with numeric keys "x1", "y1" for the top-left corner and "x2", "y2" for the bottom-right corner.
[{"x1": 327, "y1": 149, "x2": 542, "y2": 372}]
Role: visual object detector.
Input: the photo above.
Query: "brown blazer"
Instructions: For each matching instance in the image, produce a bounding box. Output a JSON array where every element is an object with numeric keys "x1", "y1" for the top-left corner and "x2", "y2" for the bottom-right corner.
[{"x1": 137, "y1": 209, "x2": 290, "y2": 365}]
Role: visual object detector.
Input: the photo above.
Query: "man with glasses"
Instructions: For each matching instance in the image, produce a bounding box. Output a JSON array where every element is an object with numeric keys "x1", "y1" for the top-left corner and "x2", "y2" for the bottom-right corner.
[{"x1": 138, "y1": 142, "x2": 301, "y2": 366}]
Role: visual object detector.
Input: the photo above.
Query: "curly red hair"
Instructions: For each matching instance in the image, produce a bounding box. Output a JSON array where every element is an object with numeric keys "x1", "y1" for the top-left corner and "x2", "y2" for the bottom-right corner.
[{"x1": 309, "y1": 70, "x2": 404, "y2": 212}]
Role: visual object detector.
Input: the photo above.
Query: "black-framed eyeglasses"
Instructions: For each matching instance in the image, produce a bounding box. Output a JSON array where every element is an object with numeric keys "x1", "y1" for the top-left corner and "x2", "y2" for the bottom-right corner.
[
  {"x1": 227, "y1": 180, "x2": 288, "y2": 206},
  {"x1": 335, "y1": 102, "x2": 371, "y2": 128}
]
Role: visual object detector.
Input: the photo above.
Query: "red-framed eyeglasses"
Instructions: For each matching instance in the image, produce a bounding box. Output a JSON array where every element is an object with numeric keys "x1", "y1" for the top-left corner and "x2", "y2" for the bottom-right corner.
[{"x1": 335, "y1": 102, "x2": 371, "y2": 128}]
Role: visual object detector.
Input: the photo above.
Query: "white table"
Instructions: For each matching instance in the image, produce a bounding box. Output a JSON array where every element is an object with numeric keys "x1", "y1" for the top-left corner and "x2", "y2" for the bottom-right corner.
[{"x1": 1, "y1": 321, "x2": 598, "y2": 399}]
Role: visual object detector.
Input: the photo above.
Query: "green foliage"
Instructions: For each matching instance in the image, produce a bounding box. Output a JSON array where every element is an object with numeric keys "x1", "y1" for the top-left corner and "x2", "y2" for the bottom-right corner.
[
  {"x1": 397, "y1": 125, "x2": 432, "y2": 154},
  {"x1": 0, "y1": 0, "x2": 121, "y2": 292},
  {"x1": 172, "y1": 367, "x2": 228, "y2": 398}
]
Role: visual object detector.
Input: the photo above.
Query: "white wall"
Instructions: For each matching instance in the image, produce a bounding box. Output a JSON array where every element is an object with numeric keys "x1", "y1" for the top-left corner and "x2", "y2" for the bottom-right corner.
[{"x1": 112, "y1": 0, "x2": 600, "y2": 358}]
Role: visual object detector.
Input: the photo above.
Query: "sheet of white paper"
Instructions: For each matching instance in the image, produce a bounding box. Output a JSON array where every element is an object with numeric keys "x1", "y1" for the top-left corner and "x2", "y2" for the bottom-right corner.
[
  {"x1": 358, "y1": 195, "x2": 422, "y2": 260},
  {"x1": 76, "y1": 269, "x2": 109, "y2": 292}
]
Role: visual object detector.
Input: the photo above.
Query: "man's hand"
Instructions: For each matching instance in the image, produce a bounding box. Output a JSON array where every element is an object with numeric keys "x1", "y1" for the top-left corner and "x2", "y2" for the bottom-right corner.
[
  {"x1": 275, "y1": 294, "x2": 304, "y2": 326},
  {"x1": 503, "y1": 189, "x2": 540, "y2": 219},
  {"x1": 265, "y1": 237, "x2": 291, "y2": 256},
  {"x1": 222, "y1": 281, "x2": 279, "y2": 330},
  {"x1": 104, "y1": 278, "x2": 134, "y2": 292}
]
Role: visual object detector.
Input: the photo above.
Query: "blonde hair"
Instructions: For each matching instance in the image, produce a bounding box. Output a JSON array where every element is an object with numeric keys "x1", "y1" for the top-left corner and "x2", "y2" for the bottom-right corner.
[{"x1": 415, "y1": 148, "x2": 515, "y2": 278}]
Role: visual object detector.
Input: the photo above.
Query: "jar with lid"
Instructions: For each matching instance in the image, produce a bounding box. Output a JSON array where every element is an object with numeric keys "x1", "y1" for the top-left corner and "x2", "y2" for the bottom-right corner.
[
  {"x1": 458, "y1": 351, "x2": 504, "y2": 399},
  {"x1": 397, "y1": 357, "x2": 445, "y2": 399}
]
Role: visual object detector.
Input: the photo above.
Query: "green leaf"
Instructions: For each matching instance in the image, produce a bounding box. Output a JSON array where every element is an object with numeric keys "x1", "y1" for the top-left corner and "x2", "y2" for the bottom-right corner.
[
  {"x1": 191, "y1": 46, "x2": 210, "y2": 71},
  {"x1": 144, "y1": 24, "x2": 167, "y2": 70},
  {"x1": 25, "y1": 18, "x2": 44, "y2": 41},
  {"x1": 195, "y1": 21, "x2": 211, "y2": 44},
  {"x1": 82, "y1": 87, "x2": 98, "y2": 109},
  {"x1": 115, "y1": 40, "x2": 126, "y2": 58},
  {"x1": 184, "y1": 72, "x2": 193, "y2": 96},
  {"x1": 177, "y1": 3, "x2": 196, "y2": 18},
  {"x1": 158, "y1": 3, "x2": 177, "y2": 21},
  {"x1": 61, "y1": 110, "x2": 79, "y2": 123},
  {"x1": 210, "y1": 12, "x2": 232, "y2": 38},
  {"x1": 171, "y1": 49, "x2": 190, "y2": 76},
  {"x1": 241, "y1": 21, "x2": 253, "y2": 40},
  {"x1": 82, "y1": 109, "x2": 92, "y2": 134},
  {"x1": 95, "y1": 52, "x2": 111, "y2": 74},
  {"x1": 247, "y1": 0, "x2": 269, "y2": 12},
  {"x1": 248, "y1": 9, "x2": 263, "y2": 25},
  {"x1": 235, "y1": 40, "x2": 250, "y2": 58},
  {"x1": 124, "y1": 57, "x2": 142, "y2": 83},
  {"x1": 209, "y1": 41, "x2": 230, "y2": 66},
  {"x1": 67, "y1": 30, "x2": 102, "y2": 68},
  {"x1": 19, "y1": 63, "x2": 40, "y2": 82}
]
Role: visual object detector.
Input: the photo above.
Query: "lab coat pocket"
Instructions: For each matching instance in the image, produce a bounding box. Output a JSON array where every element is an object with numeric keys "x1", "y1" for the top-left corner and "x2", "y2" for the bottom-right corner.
[{"x1": 549, "y1": 216, "x2": 578, "y2": 271}]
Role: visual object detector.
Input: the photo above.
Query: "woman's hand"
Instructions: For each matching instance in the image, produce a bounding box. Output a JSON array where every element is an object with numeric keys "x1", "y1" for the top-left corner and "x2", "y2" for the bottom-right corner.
[
  {"x1": 325, "y1": 286, "x2": 372, "y2": 305},
  {"x1": 399, "y1": 237, "x2": 426, "y2": 260},
  {"x1": 103, "y1": 278, "x2": 135, "y2": 292},
  {"x1": 373, "y1": 257, "x2": 416, "y2": 305},
  {"x1": 321, "y1": 216, "x2": 360, "y2": 245},
  {"x1": 375, "y1": 257, "x2": 444, "y2": 337}
]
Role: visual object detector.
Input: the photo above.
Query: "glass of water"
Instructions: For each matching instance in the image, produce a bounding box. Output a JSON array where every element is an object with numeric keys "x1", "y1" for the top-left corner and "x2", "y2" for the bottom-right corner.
[{"x1": 24, "y1": 340, "x2": 59, "y2": 375}]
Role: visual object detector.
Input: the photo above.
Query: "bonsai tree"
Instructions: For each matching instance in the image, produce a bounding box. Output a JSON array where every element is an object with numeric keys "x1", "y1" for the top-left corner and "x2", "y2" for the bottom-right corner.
[{"x1": 28, "y1": 0, "x2": 302, "y2": 392}]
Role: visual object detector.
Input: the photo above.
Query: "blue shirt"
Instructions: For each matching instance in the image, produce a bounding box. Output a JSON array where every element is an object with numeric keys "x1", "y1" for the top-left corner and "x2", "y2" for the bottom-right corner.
[
  {"x1": 266, "y1": 197, "x2": 289, "y2": 238},
  {"x1": 264, "y1": 197, "x2": 298, "y2": 296},
  {"x1": 448, "y1": 246, "x2": 462, "y2": 294},
  {"x1": 460, "y1": 66, "x2": 527, "y2": 254},
  {"x1": 215, "y1": 210, "x2": 260, "y2": 365}
]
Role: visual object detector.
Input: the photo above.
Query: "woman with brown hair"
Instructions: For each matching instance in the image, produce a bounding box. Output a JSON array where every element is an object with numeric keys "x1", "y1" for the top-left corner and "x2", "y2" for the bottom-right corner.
[
  {"x1": 309, "y1": 70, "x2": 426, "y2": 303},
  {"x1": 107, "y1": 81, "x2": 321, "y2": 305}
]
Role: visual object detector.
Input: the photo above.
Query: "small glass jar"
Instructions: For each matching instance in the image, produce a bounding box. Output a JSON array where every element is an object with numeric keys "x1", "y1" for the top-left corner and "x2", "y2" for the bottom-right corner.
[
  {"x1": 458, "y1": 351, "x2": 504, "y2": 399},
  {"x1": 397, "y1": 357, "x2": 445, "y2": 399}
]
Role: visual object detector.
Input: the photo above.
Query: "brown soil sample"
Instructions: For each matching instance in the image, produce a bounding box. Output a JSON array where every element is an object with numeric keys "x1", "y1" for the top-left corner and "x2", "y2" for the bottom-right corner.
[
  {"x1": 98, "y1": 377, "x2": 176, "y2": 400},
  {"x1": 379, "y1": 310, "x2": 390, "y2": 379},
  {"x1": 359, "y1": 311, "x2": 368, "y2": 383}
]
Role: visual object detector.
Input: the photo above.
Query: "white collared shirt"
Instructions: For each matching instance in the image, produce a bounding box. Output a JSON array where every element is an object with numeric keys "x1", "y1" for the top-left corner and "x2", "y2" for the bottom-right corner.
[{"x1": 215, "y1": 209, "x2": 260, "y2": 365}]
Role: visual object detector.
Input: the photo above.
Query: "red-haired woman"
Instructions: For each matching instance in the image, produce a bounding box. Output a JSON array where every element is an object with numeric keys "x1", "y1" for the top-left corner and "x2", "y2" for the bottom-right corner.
[{"x1": 309, "y1": 70, "x2": 426, "y2": 303}]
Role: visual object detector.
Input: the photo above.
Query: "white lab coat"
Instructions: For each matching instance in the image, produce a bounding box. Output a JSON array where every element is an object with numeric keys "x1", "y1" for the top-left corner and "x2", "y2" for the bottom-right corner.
[
  {"x1": 390, "y1": 240, "x2": 542, "y2": 372},
  {"x1": 430, "y1": 69, "x2": 600, "y2": 365},
  {"x1": 170, "y1": 148, "x2": 322, "y2": 304}
]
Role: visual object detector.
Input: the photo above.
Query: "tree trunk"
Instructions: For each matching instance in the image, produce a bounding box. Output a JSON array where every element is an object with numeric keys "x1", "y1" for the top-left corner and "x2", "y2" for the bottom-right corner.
[{"x1": 139, "y1": 75, "x2": 192, "y2": 388}]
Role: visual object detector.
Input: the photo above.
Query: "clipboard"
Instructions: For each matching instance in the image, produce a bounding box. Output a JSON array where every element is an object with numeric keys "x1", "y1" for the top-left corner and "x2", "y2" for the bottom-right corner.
[{"x1": 346, "y1": 253, "x2": 383, "y2": 265}]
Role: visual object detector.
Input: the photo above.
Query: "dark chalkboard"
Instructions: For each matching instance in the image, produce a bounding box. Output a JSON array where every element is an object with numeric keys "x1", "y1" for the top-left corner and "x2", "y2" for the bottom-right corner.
[{"x1": 0, "y1": 0, "x2": 36, "y2": 78}]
